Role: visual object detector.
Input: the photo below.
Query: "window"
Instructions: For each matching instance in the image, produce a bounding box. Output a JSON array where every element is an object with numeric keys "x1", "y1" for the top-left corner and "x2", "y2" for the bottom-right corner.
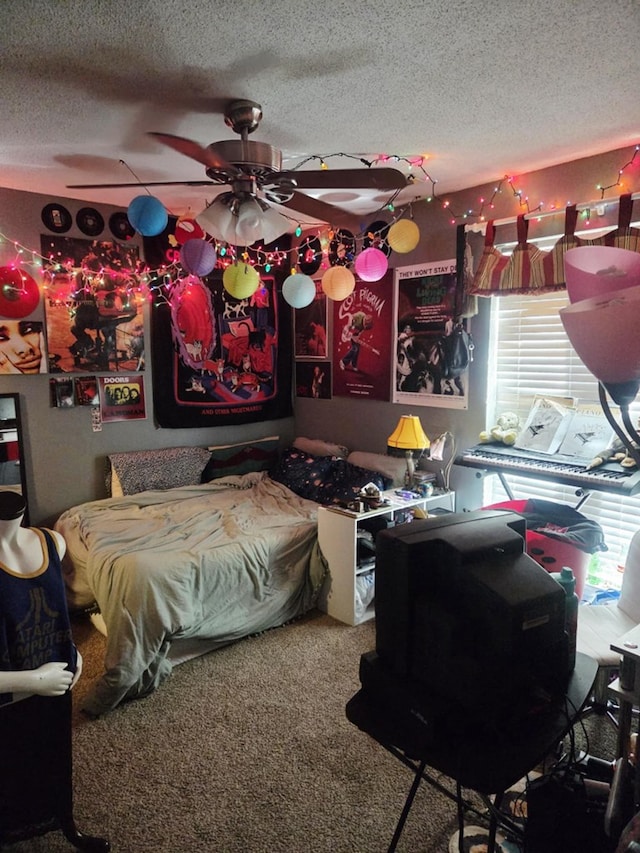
[{"x1": 484, "y1": 289, "x2": 639, "y2": 588}]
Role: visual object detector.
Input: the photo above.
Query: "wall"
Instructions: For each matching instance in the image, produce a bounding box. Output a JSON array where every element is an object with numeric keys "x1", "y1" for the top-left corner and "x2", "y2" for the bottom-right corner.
[
  {"x1": 1, "y1": 146, "x2": 637, "y2": 523},
  {"x1": 293, "y1": 145, "x2": 640, "y2": 510},
  {"x1": 0, "y1": 187, "x2": 293, "y2": 525}
]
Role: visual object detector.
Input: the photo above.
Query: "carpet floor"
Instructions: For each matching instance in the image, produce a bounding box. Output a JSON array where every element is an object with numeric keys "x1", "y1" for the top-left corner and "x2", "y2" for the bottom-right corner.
[{"x1": 2, "y1": 610, "x2": 619, "y2": 853}]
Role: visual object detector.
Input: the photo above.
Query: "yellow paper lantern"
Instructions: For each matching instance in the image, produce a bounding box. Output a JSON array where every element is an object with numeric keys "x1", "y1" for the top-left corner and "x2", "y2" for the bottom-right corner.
[
  {"x1": 321, "y1": 266, "x2": 355, "y2": 301},
  {"x1": 388, "y1": 219, "x2": 420, "y2": 253},
  {"x1": 222, "y1": 262, "x2": 260, "y2": 299}
]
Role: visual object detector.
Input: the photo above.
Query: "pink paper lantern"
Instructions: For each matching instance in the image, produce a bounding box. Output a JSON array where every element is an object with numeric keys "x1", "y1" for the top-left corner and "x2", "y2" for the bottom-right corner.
[
  {"x1": 354, "y1": 247, "x2": 389, "y2": 282},
  {"x1": 180, "y1": 238, "x2": 217, "y2": 276}
]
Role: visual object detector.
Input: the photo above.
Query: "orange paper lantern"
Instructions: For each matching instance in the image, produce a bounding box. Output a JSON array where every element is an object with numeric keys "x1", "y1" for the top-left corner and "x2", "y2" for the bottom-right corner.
[{"x1": 321, "y1": 266, "x2": 355, "y2": 301}]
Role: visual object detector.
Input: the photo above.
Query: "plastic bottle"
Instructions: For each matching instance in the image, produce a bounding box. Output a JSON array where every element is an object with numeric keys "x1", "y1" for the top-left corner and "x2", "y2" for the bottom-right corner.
[{"x1": 551, "y1": 566, "x2": 579, "y2": 674}]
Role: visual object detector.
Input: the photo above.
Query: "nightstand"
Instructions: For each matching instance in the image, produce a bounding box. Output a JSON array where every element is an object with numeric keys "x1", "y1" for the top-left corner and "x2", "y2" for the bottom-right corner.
[{"x1": 317, "y1": 490, "x2": 455, "y2": 626}]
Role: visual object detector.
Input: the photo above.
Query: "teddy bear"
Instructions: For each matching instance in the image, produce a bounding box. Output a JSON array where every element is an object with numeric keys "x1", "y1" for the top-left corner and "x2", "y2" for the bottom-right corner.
[
  {"x1": 587, "y1": 433, "x2": 639, "y2": 470},
  {"x1": 479, "y1": 411, "x2": 521, "y2": 446}
]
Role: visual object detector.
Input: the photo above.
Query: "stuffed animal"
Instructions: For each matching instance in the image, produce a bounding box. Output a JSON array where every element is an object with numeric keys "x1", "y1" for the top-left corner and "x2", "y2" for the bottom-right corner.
[
  {"x1": 479, "y1": 411, "x2": 521, "y2": 446},
  {"x1": 587, "y1": 433, "x2": 639, "y2": 470}
]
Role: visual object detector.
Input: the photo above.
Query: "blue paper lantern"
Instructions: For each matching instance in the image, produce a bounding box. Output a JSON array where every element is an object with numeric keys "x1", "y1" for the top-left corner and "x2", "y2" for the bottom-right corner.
[
  {"x1": 127, "y1": 195, "x2": 168, "y2": 237},
  {"x1": 180, "y1": 238, "x2": 217, "y2": 276},
  {"x1": 282, "y1": 273, "x2": 316, "y2": 308}
]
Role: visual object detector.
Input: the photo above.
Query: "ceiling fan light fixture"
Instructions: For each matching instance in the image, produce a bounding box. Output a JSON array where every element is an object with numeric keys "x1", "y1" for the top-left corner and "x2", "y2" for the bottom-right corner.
[
  {"x1": 259, "y1": 204, "x2": 290, "y2": 244},
  {"x1": 196, "y1": 195, "x2": 237, "y2": 244},
  {"x1": 235, "y1": 197, "x2": 264, "y2": 243}
]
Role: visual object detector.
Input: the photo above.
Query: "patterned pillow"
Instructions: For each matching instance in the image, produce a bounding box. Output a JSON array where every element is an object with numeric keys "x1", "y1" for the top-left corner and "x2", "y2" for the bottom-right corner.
[
  {"x1": 201, "y1": 436, "x2": 280, "y2": 482},
  {"x1": 107, "y1": 446, "x2": 211, "y2": 496},
  {"x1": 269, "y1": 447, "x2": 390, "y2": 505}
]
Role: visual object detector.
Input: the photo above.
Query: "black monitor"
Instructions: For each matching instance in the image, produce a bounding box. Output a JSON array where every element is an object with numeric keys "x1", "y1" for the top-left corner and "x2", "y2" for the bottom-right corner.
[{"x1": 374, "y1": 509, "x2": 568, "y2": 721}]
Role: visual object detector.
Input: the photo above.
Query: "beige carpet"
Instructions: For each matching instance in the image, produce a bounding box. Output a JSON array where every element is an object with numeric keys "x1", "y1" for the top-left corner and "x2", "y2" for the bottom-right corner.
[{"x1": 3, "y1": 610, "x2": 617, "y2": 853}]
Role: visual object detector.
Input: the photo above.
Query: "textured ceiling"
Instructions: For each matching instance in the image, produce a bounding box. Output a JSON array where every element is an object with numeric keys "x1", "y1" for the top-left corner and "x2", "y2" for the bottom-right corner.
[{"x1": 1, "y1": 0, "x2": 639, "y2": 229}]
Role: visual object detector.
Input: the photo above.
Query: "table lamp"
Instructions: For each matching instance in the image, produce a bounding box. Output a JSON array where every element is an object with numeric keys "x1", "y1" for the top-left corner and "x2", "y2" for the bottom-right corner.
[
  {"x1": 560, "y1": 246, "x2": 640, "y2": 468},
  {"x1": 387, "y1": 414, "x2": 430, "y2": 487}
]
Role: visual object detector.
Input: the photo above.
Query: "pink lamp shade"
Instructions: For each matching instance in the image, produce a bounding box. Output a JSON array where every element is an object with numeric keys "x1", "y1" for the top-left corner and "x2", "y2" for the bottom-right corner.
[
  {"x1": 560, "y1": 284, "x2": 640, "y2": 387},
  {"x1": 564, "y1": 246, "x2": 640, "y2": 303}
]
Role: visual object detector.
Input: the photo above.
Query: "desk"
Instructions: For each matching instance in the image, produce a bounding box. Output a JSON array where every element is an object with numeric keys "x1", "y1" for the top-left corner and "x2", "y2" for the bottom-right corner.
[{"x1": 346, "y1": 652, "x2": 597, "y2": 852}]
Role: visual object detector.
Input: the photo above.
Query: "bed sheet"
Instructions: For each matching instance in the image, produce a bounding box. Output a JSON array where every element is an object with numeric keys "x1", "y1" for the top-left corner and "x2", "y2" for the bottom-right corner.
[{"x1": 55, "y1": 472, "x2": 325, "y2": 715}]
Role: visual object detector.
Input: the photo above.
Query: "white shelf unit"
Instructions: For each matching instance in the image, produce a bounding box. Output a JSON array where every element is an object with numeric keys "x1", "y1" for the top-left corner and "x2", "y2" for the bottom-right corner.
[{"x1": 317, "y1": 490, "x2": 456, "y2": 626}]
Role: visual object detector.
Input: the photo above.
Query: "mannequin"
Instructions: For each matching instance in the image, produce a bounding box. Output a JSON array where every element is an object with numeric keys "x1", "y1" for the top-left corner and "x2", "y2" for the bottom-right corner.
[{"x1": 0, "y1": 491, "x2": 109, "y2": 852}]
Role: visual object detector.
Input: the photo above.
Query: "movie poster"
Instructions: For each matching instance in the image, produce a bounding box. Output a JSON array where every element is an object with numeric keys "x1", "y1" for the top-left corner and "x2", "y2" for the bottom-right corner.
[
  {"x1": 294, "y1": 282, "x2": 327, "y2": 358},
  {"x1": 393, "y1": 260, "x2": 469, "y2": 410},
  {"x1": 296, "y1": 361, "x2": 331, "y2": 399},
  {"x1": 41, "y1": 235, "x2": 145, "y2": 374},
  {"x1": 332, "y1": 272, "x2": 393, "y2": 401}
]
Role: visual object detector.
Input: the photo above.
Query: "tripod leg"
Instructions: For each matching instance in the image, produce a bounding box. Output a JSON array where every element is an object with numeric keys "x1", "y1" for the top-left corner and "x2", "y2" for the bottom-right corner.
[{"x1": 387, "y1": 757, "x2": 428, "y2": 853}]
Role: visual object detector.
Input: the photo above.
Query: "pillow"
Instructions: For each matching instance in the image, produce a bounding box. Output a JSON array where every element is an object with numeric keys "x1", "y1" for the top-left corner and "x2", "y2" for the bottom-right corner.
[
  {"x1": 202, "y1": 436, "x2": 280, "y2": 482},
  {"x1": 292, "y1": 436, "x2": 349, "y2": 459},
  {"x1": 347, "y1": 451, "x2": 407, "y2": 488},
  {"x1": 106, "y1": 446, "x2": 212, "y2": 496},
  {"x1": 269, "y1": 447, "x2": 390, "y2": 505}
]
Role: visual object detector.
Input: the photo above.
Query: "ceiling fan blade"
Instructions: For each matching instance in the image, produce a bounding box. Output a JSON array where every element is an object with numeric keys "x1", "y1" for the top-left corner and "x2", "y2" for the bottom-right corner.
[
  {"x1": 276, "y1": 167, "x2": 407, "y2": 191},
  {"x1": 66, "y1": 180, "x2": 219, "y2": 189},
  {"x1": 280, "y1": 192, "x2": 362, "y2": 231},
  {"x1": 147, "y1": 131, "x2": 238, "y2": 173}
]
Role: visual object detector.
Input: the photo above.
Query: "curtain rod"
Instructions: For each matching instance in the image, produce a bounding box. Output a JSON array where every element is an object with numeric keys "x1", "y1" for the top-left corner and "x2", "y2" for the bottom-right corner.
[{"x1": 464, "y1": 190, "x2": 640, "y2": 232}]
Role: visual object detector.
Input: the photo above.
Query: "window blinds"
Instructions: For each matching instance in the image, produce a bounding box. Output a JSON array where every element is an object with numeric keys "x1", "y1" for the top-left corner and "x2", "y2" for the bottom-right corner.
[{"x1": 485, "y1": 291, "x2": 640, "y2": 580}]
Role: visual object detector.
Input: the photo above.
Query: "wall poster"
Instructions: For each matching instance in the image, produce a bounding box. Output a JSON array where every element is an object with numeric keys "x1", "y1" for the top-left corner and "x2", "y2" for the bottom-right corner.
[
  {"x1": 332, "y1": 272, "x2": 393, "y2": 401},
  {"x1": 41, "y1": 235, "x2": 145, "y2": 374},
  {"x1": 294, "y1": 283, "x2": 327, "y2": 358},
  {"x1": 393, "y1": 260, "x2": 469, "y2": 410}
]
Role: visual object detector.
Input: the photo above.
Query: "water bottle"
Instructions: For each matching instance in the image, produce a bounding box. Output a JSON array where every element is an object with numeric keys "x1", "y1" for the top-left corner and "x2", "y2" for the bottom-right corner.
[{"x1": 551, "y1": 566, "x2": 579, "y2": 673}]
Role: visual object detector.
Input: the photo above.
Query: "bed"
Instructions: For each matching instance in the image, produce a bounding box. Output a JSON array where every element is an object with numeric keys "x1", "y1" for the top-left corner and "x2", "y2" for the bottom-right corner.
[{"x1": 56, "y1": 437, "x2": 402, "y2": 716}]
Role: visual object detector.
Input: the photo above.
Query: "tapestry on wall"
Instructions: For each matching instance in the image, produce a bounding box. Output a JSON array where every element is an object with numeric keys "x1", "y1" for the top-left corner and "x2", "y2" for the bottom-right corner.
[
  {"x1": 332, "y1": 272, "x2": 393, "y2": 401},
  {"x1": 41, "y1": 235, "x2": 145, "y2": 373},
  {"x1": 145, "y1": 229, "x2": 293, "y2": 428}
]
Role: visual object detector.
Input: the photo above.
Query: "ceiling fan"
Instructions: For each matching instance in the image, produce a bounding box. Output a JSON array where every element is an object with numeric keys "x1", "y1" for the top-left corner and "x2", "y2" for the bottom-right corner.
[{"x1": 67, "y1": 99, "x2": 409, "y2": 239}]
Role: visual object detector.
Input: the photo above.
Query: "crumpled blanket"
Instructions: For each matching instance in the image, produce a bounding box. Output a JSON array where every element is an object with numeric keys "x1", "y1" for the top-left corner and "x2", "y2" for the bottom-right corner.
[{"x1": 56, "y1": 472, "x2": 325, "y2": 715}]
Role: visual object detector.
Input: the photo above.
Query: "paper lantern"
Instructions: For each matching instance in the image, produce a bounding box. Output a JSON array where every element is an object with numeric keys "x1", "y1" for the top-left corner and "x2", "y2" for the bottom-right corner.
[
  {"x1": 321, "y1": 266, "x2": 355, "y2": 301},
  {"x1": 388, "y1": 219, "x2": 420, "y2": 253},
  {"x1": 282, "y1": 273, "x2": 316, "y2": 308},
  {"x1": 174, "y1": 217, "x2": 205, "y2": 245},
  {"x1": 0, "y1": 267, "x2": 40, "y2": 318},
  {"x1": 564, "y1": 246, "x2": 640, "y2": 304},
  {"x1": 354, "y1": 247, "x2": 389, "y2": 282},
  {"x1": 222, "y1": 263, "x2": 260, "y2": 299},
  {"x1": 179, "y1": 238, "x2": 217, "y2": 276},
  {"x1": 127, "y1": 195, "x2": 168, "y2": 237}
]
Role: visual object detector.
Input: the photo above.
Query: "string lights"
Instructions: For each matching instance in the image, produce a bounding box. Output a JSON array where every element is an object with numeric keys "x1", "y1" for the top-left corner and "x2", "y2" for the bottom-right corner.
[{"x1": 0, "y1": 144, "x2": 637, "y2": 309}]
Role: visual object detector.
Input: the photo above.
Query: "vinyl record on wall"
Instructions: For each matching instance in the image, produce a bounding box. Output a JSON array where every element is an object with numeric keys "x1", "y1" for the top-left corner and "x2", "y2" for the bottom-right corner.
[
  {"x1": 76, "y1": 207, "x2": 104, "y2": 237},
  {"x1": 41, "y1": 203, "x2": 72, "y2": 234},
  {"x1": 0, "y1": 268, "x2": 41, "y2": 318},
  {"x1": 297, "y1": 236, "x2": 322, "y2": 276},
  {"x1": 328, "y1": 229, "x2": 355, "y2": 267},
  {"x1": 363, "y1": 219, "x2": 391, "y2": 256},
  {"x1": 109, "y1": 211, "x2": 136, "y2": 241}
]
